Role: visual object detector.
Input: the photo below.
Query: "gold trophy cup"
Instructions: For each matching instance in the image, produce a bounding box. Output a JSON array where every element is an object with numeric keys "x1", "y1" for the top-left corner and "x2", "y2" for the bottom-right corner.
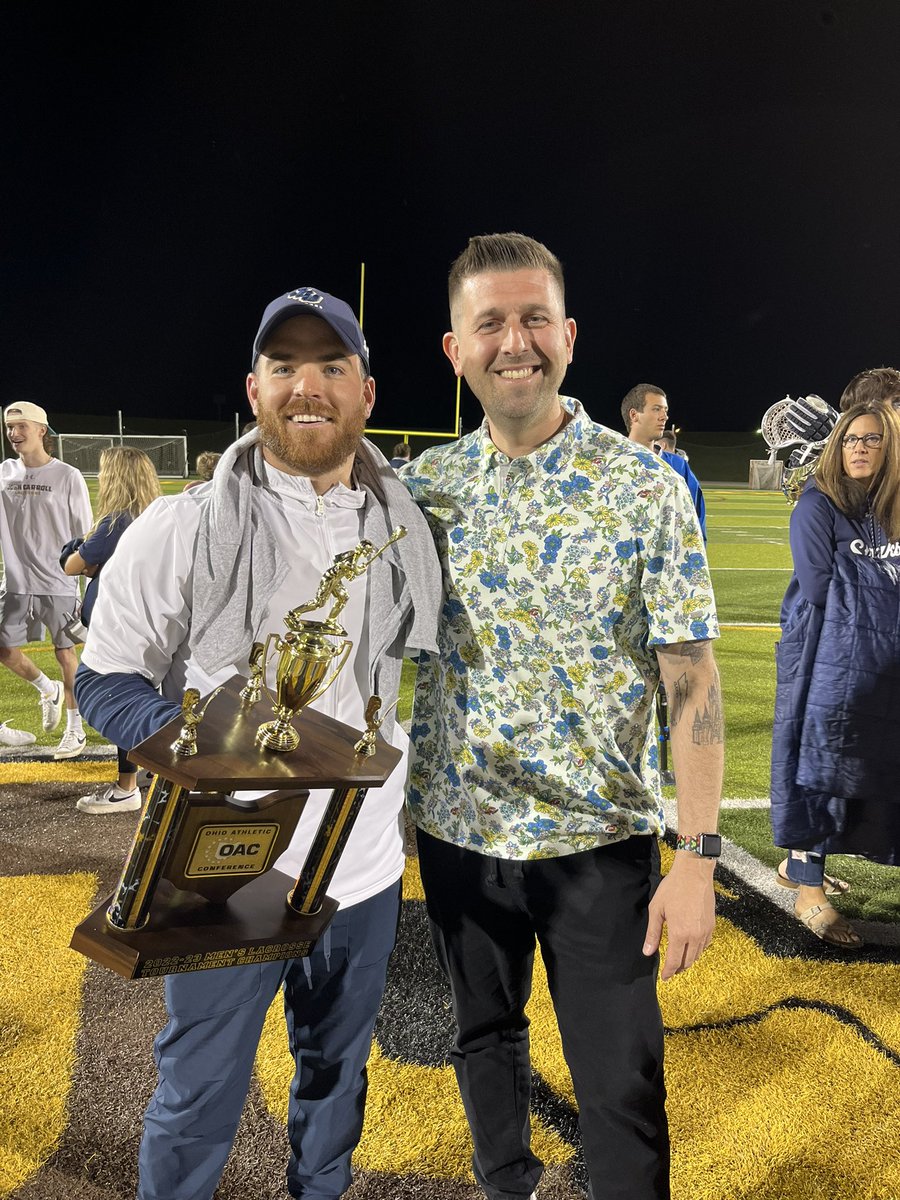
[{"x1": 255, "y1": 626, "x2": 352, "y2": 752}]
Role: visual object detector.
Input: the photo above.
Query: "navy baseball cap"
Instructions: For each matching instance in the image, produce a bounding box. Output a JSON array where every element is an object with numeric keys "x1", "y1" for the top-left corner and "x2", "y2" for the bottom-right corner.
[{"x1": 251, "y1": 287, "x2": 370, "y2": 375}]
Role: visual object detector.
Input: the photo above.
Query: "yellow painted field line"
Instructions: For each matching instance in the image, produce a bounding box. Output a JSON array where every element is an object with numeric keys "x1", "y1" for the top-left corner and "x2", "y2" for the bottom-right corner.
[{"x1": 0, "y1": 762, "x2": 115, "y2": 785}]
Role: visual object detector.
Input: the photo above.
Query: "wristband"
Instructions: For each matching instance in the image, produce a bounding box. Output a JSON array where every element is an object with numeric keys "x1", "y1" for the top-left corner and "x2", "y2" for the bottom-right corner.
[{"x1": 674, "y1": 833, "x2": 721, "y2": 858}]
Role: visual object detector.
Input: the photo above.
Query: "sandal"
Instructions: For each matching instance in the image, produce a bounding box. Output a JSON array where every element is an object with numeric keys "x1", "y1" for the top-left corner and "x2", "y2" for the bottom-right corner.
[
  {"x1": 795, "y1": 901, "x2": 863, "y2": 949},
  {"x1": 776, "y1": 859, "x2": 850, "y2": 896}
]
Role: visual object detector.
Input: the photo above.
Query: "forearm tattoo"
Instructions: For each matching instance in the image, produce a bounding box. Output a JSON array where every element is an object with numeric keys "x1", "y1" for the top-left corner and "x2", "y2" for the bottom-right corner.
[
  {"x1": 692, "y1": 681, "x2": 724, "y2": 745},
  {"x1": 661, "y1": 642, "x2": 724, "y2": 745},
  {"x1": 676, "y1": 639, "x2": 709, "y2": 666},
  {"x1": 668, "y1": 673, "x2": 688, "y2": 728}
]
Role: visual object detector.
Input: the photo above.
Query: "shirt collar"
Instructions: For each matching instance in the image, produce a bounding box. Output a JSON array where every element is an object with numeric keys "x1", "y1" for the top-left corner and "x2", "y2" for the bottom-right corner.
[
  {"x1": 260, "y1": 458, "x2": 366, "y2": 510},
  {"x1": 477, "y1": 396, "x2": 585, "y2": 474}
]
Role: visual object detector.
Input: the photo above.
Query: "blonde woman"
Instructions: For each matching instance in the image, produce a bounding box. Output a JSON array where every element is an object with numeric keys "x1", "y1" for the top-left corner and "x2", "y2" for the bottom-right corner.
[{"x1": 62, "y1": 447, "x2": 161, "y2": 813}]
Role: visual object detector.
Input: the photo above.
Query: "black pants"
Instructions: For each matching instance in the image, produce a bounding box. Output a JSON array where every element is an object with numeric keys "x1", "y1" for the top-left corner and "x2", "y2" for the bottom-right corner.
[
  {"x1": 117, "y1": 745, "x2": 137, "y2": 775},
  {"x1": 416, "y1": 830, "x2": 670, "y2": 1200}
]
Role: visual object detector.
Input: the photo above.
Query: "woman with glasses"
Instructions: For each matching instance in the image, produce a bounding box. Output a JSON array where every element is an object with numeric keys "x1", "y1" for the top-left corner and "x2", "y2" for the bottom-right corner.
[{"x1": 771, "y1": 399, "x2": 900, "y2": 948}]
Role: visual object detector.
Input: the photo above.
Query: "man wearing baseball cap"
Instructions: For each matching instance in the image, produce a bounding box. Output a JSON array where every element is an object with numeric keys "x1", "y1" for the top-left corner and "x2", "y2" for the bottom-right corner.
[
  {"x1": 75, "y1": 286, "x2": 441, "y2": 1200},
  {"x1": 1, "y1": 401, "x2": 92, "y2": 756}
]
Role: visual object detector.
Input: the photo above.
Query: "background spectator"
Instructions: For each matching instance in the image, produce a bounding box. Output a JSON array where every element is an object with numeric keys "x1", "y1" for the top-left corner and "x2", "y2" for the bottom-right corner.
[
  {"x1": 61, "y1": 446, "x2": 161, "y2": 812},
  {"x1": 771, "y1": 399, "x2": 900, "y2": 947},
  {"x1": 622, "y1": 383, "x2": 707, "y2": 541},
  {"x1": 184, "y1": 450, "x2": 222, "y2": 491},
  {"x1": 839, "y1": 366, "x2": 900, "y2": 411},
  {"x1": 389, "y1": 440, "x2": 411, "y2": 468},
  {"x1": 1, "y1": 401, "x2": 92, "y2": 757},
  {"x1": 657, "y1": 427, "x2": 689, "y2": 461}
]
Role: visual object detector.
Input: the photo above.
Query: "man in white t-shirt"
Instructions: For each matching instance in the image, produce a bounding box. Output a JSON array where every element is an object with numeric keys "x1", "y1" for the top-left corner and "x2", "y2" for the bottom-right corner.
[
  {"x1": 75, "y1": 286, "x2": 441, "y2": 1200},
  {"x1": 0, "y1": 402, "x2": 93, "y2": 757}
]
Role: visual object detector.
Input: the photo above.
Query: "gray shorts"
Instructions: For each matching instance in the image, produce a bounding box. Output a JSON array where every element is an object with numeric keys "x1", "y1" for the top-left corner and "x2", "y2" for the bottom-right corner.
[{"x1": 0, "y1": 591, "x2": 81, "y2": 649}]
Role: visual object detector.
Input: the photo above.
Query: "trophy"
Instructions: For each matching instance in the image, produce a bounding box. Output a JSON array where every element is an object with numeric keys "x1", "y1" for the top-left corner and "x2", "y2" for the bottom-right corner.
[
  {"x1": 255, "y1": 628, "x2": 351, "y2": 751},
  {"x1": 71, "y1": 528, "x2": 408, "y2": 980}
]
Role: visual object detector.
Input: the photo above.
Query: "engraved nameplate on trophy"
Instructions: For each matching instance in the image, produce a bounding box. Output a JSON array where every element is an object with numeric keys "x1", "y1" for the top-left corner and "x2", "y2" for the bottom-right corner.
[{"x1": 70, "y1": 530, "x2": 406, "y2": 980}]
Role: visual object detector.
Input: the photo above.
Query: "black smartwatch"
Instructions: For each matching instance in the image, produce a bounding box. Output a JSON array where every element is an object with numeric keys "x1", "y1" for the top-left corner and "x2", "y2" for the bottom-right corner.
[{"x1": 674, "y1": 833, "x2": 722, "y2": 858}]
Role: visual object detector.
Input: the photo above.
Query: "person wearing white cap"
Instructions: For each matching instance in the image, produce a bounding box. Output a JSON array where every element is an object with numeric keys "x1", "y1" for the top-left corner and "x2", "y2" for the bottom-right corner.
[{"x1": 1, "y1": 401, "x2": 93, "y2": 757}]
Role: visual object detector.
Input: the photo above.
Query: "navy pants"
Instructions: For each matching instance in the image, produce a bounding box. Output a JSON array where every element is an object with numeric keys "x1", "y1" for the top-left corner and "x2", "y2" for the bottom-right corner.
[
  {"x1": 137, "y1": 881, "x2": 400, "y2": 1200},
  {"x1": 416, "y1": 831, "x2": 669, "y2": 1200},
  {"x1": 784, "y1": 849, "x2": 827, "y2": 886}
]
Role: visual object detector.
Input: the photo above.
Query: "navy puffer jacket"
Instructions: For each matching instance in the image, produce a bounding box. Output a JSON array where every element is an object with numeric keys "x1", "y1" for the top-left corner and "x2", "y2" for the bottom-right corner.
[{"x1": 771, "y1": 550, "x2": 900, "y2": 864}]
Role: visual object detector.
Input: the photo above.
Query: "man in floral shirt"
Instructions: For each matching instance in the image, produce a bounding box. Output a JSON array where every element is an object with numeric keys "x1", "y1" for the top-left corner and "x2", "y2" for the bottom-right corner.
[{"x1": 399, "y1": 233, "x2": 724, "y2": 1200}]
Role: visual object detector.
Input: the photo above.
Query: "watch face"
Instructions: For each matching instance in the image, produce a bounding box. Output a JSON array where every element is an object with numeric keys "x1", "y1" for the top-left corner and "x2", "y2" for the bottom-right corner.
[{"x1": 700, "y1": 834, "x2": 722, "y2": 857}]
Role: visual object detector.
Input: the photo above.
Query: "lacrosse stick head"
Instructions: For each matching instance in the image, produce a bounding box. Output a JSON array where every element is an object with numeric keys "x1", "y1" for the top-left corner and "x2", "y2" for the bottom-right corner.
[{"x1": 761, "y1": 397, "x2": 801, "y2": 452}]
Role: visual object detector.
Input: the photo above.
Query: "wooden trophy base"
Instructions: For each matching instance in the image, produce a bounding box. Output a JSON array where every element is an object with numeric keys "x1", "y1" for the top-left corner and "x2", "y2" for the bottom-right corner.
[
  {"x1": 69, "y1": 675, "x2": 402, "y2": 981},
  {"x1": 71, "y1": 871, "x2": 338, "y2": 979}
]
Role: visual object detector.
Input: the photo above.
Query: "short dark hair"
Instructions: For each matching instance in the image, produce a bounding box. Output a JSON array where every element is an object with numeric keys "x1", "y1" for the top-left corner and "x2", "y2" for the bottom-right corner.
[
  {"x1": 658, "y1": 428, "x2": 677, "y2": 448},
  {"x1": 448, "y1": 232, "x2": 565, "y2": 316},
  {"x1": 620, "y1": 384, "x2": 667, "y2": 431},
  {"x1": 839, "y1": 366, "x2": 900, "y2": 411},
  {"x1": 392, "y1": 441, "x2": 411, "y2": 459}
]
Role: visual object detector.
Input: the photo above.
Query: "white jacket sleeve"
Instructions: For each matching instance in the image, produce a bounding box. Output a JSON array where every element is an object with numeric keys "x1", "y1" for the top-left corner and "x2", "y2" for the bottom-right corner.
[{"x1": 80, "y1": 495, "x2": 198, "y2": 686}]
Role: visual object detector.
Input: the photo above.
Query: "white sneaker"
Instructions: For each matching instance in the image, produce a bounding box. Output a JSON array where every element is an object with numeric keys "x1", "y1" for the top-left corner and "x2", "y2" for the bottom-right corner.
[
  {"x1": 53, "y1": 729, "x2": 87, "y2": 759},
  {"x1": 76, "y1": 784, "x2": 142, "y2": 814},
  {"x1": 40, "y1": 682, "x2": 65, "y2": 732},
  {"x1": 0, "y1": 720, "x2": 37, "y2": 746}
]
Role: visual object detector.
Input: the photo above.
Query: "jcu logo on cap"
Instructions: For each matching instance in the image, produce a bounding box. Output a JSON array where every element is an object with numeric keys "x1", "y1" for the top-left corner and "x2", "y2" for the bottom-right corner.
[{"x1": 287, "y1": 288, "x2": 324, "y2": 308}]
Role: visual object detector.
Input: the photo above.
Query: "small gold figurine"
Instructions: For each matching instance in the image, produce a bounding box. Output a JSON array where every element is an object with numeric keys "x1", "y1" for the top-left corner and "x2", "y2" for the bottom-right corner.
[
  {"x1": 171, "y1": 687, "x2": 223, "y2": 757},
  {"x1": 285, "y1": 527, "x2": 407, "y2": 635},
  {"x1": 353, "y1": 695, "x2": 399, "y2": 757},
  {"x1": 239, "y1": 641, "x2": 265, "y2": 705}
]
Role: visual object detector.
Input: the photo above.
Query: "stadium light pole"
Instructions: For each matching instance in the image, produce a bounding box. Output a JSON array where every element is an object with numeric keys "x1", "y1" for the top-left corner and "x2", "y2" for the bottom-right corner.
[{"x1": 117, "y1": 410, "x2": 124, "y2": 446}]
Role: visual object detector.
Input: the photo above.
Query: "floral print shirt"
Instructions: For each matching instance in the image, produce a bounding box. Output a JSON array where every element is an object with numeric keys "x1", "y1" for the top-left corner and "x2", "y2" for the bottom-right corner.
[{"x1": 400, "y1": 397, "x2": 719, "y2": 859}]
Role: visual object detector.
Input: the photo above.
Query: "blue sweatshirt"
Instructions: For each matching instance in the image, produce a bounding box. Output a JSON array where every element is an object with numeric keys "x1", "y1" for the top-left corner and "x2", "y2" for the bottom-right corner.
[
  {"x1": 781, "y1": 482, "x2": 900, "y2": 625},
  {"x1": 661, "y1": 450, "x2": 706, "y2": 541}
]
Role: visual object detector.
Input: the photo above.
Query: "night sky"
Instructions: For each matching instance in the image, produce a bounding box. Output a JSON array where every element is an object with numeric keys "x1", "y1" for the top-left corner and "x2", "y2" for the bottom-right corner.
[{"x1": 3, "y1": 1, "x2": 899, "y2": 439}]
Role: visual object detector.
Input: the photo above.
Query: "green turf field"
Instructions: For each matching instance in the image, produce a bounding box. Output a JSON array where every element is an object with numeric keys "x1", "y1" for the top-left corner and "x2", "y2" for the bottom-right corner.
[
  {"x1": 705, "y1": 487, "x2": 792, "y2": 624},
  {"x1": 8, "y1": 481, "x2": 895, "y2": 914}
]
